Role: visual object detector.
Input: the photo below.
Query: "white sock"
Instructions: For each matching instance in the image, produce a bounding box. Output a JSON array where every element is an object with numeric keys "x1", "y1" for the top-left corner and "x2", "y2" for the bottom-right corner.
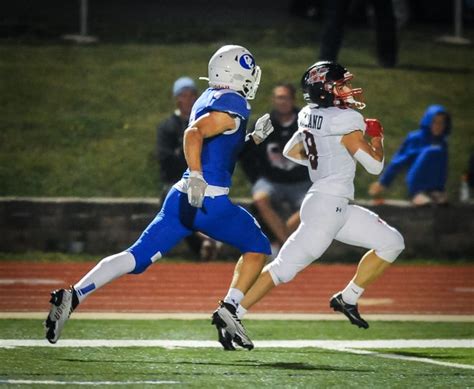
[
  {"x1": 341, "y1": 281, "x2": 365, "y2": 305},
  {"x1": 236, "y1": 305, "x2": 248, "y2": 320},
  {"x1": 74, "y1": 251, "x2": 136, "y2": 303},
  {"x1": 223, "y1": 288, "x2": 244, "y2": 308}
]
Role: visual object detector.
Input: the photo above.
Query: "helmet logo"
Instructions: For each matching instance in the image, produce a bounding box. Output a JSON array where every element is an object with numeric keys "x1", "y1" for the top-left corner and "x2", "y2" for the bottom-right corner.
[
  {"x1": 308, "y1": 66, "x2": 329, "y2": 85},
  {"x1": 239, "y1": 54, "x2": 255, "y2": 70}
]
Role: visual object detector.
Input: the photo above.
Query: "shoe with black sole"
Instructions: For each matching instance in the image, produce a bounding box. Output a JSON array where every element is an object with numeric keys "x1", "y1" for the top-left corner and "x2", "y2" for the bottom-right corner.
[
  {"x1": 211, "y1": 301, "x2": 254, "y2": 350},
  {"x1": 330, "y1": 292, "x2": 369, "y2": 329},
  {"x1": 215, "y1": 326, "x2": 236, "y2": 351},
  {"x1": 44, "y1": 287, "x2": 79, "y2": 344}
]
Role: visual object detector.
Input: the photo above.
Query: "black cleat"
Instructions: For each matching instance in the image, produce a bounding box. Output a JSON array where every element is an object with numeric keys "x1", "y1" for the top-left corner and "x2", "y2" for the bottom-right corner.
[
  {"x1": 215, "y1": 326, "x2": 236, "y2": 351},
  {"x1": 211, "y1": 301, "x2": 254, "y2": 350},
  {"x1": 330, "y1": 292, "x2": 369, "y2": 329},
  {"x1": 44, "y1": 287, "x2": 79, "y2": 344}
]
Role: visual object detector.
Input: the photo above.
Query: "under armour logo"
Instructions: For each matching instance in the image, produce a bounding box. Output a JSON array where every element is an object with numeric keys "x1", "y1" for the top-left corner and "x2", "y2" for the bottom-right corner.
[{"x1": 336, "y1": 207, "x2": 342, "y2": 213}]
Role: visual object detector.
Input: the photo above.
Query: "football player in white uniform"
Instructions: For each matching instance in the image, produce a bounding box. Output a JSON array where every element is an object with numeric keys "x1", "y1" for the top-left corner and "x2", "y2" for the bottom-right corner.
[{"x1": 228, "y1": 61, "x2": 405, "y2": 337}]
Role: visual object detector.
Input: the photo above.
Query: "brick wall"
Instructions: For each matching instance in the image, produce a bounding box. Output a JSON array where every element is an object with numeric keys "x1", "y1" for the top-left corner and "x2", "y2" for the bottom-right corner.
[{"x1": 1, "y1": 197, "x2": 473, "y2": 260}]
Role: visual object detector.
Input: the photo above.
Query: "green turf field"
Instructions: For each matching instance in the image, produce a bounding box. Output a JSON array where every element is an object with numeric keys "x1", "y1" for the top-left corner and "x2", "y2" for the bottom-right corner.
[{"x1": 1, "y1": 319, "x2": 472, "y2": 387}]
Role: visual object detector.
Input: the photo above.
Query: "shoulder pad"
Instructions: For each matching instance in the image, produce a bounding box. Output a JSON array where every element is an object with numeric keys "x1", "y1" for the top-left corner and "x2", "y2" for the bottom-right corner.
[
  {"x1": 208, "y1": 89, "x2": 251, "y2": 120},
  {"x1": 330, "y1": 109, "x2": 365, "y2": 136}
]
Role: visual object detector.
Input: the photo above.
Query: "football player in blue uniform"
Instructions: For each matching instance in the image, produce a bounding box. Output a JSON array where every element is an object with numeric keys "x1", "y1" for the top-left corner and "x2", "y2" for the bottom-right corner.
[{"x1": 44, "y1": 45, "x2": 274, "y2": 350}]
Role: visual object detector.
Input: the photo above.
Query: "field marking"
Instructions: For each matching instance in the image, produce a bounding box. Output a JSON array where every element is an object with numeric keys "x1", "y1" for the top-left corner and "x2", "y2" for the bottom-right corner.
[
  {"x1": 1, "y1": 339, "x2": 472, "y2": 371},
  {"x1": 0, "y1": 379, "x2": 179, "y2": 386},
  {"x1": 1, "y1": 339, "x2": 472, "y2": 349},
  {"x1": 358, "y1": 298, "x2": 393, "y2": 306},
  {"x1": 334, "y1": 347, "x2": 474, "y2": 370},
  {"x1": 0, "y1": 278, "x2": 63, "y2": 285},
  {"x1": 2, "y1": 312, "x2": 473, "y2": 322},
  {"x1": 1, "y1": 339, "x2": 472, "y2": 370},
  {"x1": 454, "y1": 287, "x2": 474, "y2": 293}
]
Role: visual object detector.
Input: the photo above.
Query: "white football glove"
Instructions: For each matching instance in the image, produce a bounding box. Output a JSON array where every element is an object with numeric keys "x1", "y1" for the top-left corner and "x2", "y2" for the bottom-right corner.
[
  {"x1": 249, "y1": 113, "x2": 274, "y2": 145},
  {"x1": 187, "y1": 171, "x2": 207, "y2": 208}
]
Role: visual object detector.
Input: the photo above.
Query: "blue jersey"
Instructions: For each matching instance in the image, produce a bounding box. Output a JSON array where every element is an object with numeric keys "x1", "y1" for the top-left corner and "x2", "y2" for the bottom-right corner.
[
  {"x1": 125, "y1": 88, "x2": 270, "y2": 275},
  {"x1": 182, "y1": 88, "x2": 251, "y2": 187}
]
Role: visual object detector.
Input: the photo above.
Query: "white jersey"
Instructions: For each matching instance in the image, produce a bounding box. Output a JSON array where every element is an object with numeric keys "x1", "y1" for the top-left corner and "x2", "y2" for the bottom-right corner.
[{"x1": 286, "y1": 104, "x2": 365, "y2": 200}]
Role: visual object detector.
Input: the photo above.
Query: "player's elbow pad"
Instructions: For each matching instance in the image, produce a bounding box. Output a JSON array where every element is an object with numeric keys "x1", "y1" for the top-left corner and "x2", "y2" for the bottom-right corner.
[{"x1": 354, "y1": 149, "x2": 384, "y2": 175}]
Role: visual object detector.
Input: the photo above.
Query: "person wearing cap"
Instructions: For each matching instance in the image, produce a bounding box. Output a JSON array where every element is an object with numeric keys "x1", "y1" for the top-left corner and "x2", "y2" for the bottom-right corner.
[
  {"x1": 156, "y1": 77, "x2": 217, "y2": 260},
  {"x1": 156, "y1": 77, "x2": 198, "y2": 193}
]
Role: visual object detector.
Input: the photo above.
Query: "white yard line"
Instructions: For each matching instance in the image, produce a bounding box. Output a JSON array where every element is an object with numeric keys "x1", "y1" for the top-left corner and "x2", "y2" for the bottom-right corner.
[
  {"x1": 0, "y1": 278, "x2": 63, "y2": 285},
  {"x1": 2, "y1": 312, "x2": 473, "y2": 322},
  {"x1": 0, "y1": 338, "x2": 471, "y2": 349},
  {"x1": 0, "y1": 379, "x2": 179, "y2": 386},
  {"x1": 1, "y1": 339, "x2": 472, "y2": 370},
  {"x1": 335, "y1": 348, "x2": 474, "y2": 370}
]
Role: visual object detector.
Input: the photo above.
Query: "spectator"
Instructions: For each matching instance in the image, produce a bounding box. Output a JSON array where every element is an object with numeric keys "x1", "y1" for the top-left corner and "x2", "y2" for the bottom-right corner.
[
  {"x1": 240, "y1": 83, "x2": 311, "y2": 254},
  {"x1": 156, "y1": 76, "x2": 218, "y2": 260},
  {"x1": 369, "y1": 104, "x2": 451, "y2": 206},
  {"x1": 468, "y1": 152, "x2": 474, "y2": 190},
  {"x1": 319, "y1": 0, "x2": 398, "y2": 68},
  {"x1": 460, "y1": 152, "x2": 474, "y2": 202},
  {"x1": 156, "y1": 77, "x2": 198, "y2": 192}
]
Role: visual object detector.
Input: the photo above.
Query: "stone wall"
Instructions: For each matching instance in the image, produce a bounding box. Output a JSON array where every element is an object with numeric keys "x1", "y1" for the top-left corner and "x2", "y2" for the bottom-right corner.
[{"x1": 1, "y1": 197, "x2": 473, "y2": 261}]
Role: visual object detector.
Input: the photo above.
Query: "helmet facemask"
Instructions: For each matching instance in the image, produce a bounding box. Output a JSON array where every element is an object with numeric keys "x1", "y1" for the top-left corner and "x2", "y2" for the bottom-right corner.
[
  {"x1": 329, "y1": 72, "x2": 365, "y2": 110},
  {"x1": 242, "y1": 65, "x2": 261, "y2": 100}
]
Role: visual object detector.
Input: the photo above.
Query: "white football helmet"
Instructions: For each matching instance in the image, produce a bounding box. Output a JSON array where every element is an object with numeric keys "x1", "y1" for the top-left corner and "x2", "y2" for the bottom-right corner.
[{"x1": 200, "y1": 45, "x2": 261, "y2": 100}]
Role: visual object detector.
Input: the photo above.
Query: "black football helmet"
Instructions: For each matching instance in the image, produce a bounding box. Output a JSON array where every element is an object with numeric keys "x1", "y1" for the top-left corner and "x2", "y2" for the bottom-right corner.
[{"x1": 301, "y1": 61, "x2": 365, "y2": 109}]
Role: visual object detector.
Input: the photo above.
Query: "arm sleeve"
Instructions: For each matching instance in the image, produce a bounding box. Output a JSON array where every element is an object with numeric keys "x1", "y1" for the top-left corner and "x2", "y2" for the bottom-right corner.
[
  {"x1": 283, "y1": 131, "x2": 310, "y2": 167},
  {"x1": 379, "y1": 135, "x2": 418, "y2": 187}
]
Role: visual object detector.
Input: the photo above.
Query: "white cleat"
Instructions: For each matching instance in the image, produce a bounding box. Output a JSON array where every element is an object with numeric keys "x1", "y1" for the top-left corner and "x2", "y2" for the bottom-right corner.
[
  {"x1": 211, "y1": 301, "x2": 254, "y2": 350},
  {"x1": 44, "y1": 288, "x2": 78, "y2": 344}
]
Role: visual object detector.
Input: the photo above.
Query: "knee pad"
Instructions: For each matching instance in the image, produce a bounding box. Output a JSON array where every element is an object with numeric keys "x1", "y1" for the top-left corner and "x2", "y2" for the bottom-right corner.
[
  {"x1": 128, "y1": 249, "x2": 162, "y2": 274},
  {"x1": 375, "y1": 230, "x2": 405, "y2": 263},
  {"x1": 266, "y1": 259, "x2": 299, "y2": 285}
]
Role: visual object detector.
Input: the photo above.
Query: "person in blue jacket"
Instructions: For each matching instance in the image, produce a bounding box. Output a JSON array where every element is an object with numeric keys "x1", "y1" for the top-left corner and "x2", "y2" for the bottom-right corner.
[{"x1": 369, "y1": 104, "x2": 451, "y2": 205}]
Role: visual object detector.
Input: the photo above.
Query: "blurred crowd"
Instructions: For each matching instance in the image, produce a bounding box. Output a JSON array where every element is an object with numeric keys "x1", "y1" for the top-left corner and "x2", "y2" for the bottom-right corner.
[{"x1": 156, "y1": 74, "x2": 472, "y2": 261}]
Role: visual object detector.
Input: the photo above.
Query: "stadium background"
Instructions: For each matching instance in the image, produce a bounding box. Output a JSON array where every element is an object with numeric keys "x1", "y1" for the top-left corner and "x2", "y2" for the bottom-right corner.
[{"x1": 0, "y1": 2, "x2": 473, "y2": 386}]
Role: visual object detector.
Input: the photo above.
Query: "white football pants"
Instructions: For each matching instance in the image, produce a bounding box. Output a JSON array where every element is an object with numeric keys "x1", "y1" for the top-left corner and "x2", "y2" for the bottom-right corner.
[{"x1": 267, "y1": 191, "x2": 405, "y2": 285}]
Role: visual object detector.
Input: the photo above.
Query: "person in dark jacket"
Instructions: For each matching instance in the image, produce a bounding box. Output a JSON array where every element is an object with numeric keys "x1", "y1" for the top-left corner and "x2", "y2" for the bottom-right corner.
[
  {"x1": 240, "y1": 83, "x2": 311, "y2": 253},
  {"x1": 369, "y1": 104, "x2": 451, "y2": 205},
  {"x1": 156, "y1": 77, "x2": 198, "y2": 190},
  {"x1": 156, "y1": 77, "x2": 219, "y2": 260}
]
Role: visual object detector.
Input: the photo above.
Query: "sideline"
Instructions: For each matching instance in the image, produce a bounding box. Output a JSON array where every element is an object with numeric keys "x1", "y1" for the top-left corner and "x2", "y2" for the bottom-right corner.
[
  {"x1": 1, "y1": 339, "x2": 472, "y2": 370},
  {"x1": 1, "y1": 312, "x2": 473, "y2": 322}
]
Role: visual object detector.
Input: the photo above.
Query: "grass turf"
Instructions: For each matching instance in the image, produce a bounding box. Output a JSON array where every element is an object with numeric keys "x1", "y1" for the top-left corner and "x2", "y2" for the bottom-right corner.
[
  {"x1": 0, "y1": 319, "x2": 473, "y2": 388},
  {"x1": 1, "y1": 319, "x2": 473, "y2": 341},
  {"x1": 2, "y1": 347, "x2": 473, "y2": 388}
]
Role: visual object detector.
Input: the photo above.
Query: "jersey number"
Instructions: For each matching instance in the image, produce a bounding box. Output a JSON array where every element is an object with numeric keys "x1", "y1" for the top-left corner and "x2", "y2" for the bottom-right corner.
[{"x1": 303, "y1": 130, "x2": 318, "y2": 170}]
